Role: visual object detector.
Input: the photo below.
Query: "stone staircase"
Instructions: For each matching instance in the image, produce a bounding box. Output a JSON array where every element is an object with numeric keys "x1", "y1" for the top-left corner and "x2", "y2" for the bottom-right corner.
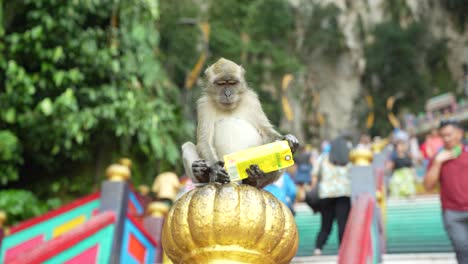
[
  {"x1": 295, "y1": 195, "x2": 452, "y2": 257},
  {"x1": 293, "y1": 195, "x2": 455, "y2": 263}
]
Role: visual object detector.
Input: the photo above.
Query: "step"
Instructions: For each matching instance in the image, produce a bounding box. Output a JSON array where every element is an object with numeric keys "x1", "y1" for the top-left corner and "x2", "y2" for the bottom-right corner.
[
  {"x1": 292, "y1": 253, "x2": 456, "y2": 264},
  {"x1": 292, "y1": 255, "x2": 337, "y2": 264},
  {"x1": 383, "y1": 253, "x2": 456, "y2": 263}
]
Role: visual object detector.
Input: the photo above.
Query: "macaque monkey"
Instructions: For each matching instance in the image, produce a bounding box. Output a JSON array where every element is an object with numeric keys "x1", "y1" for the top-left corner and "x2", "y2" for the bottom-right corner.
[{"x1": 182, "y1": 58, "x2": 299, "y2": 188}]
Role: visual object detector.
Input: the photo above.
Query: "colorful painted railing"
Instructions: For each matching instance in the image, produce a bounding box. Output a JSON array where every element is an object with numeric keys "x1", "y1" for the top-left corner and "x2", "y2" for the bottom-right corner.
[
  {"x1": 8, "y1": 211, "x2": 116, "y2": 264},
  {"x1": 0, "y1": 160, "x2": 159, "y2": 264},
  {"x1": 0, "y1": 193, "x2": 100, "y2": 263},
  {"x1": 128, "y1": 186, "x2": 145, "y2": 216},
  {"x1": 338, "y1": 194, "x2": 376, "y2": 264},
  {"x1": 121, "y1": 213, "x2": 157, "y2": 264}
]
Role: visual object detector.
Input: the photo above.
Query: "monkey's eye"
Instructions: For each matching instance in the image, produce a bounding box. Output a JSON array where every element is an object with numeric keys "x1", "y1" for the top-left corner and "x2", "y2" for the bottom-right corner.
[
  {"x1": 216, "y1": 81, "x2": 227, "y2": 85},
  {"x1": 227, "y1": 80, "x2": 238, "y2": 85}
]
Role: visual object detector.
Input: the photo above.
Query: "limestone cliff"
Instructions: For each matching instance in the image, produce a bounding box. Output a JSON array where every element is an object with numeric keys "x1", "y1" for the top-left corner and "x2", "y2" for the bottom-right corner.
[{"x1": 290, "y1": 0, "x2": 468, "y2": 140}]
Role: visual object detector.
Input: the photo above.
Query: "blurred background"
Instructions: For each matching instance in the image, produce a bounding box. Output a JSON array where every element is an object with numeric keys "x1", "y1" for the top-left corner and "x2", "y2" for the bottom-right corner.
[{"x1": 0, "y1": 0, "x2": 467, "y2": 226}]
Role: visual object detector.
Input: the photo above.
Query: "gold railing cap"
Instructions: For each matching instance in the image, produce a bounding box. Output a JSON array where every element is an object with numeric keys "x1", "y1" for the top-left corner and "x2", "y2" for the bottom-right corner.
[
  {"x1": 0, "y1": 211, "x2": 6, "y2": 226},
  {"x1": 119, "y1": 158, "x2": 132, "y2": 168},
  {"x1": 106, "y1": 164, "x2": 131, "y2": 181},
  {"x1": 372, "y1": 138, "x2": 389, "y2": 153},
  {"x1": 350, "y1": 148, "x2": 373, "y2": 166},
  {"x1": 138, "y1": 185, "x2": 150, "y2": 196},
  {"x1": 148, "y1": 201, "x2": 170, "y2": 217}
]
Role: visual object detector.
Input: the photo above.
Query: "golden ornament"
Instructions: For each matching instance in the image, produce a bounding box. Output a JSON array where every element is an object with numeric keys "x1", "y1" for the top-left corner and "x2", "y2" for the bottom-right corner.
[{"x1": 162, "y1": 183, "x2": 298, "y2": 264}]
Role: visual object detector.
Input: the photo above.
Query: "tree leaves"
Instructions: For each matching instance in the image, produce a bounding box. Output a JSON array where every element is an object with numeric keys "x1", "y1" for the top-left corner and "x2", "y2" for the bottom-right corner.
[{"x1": 0, "y1": 0, "x2": 191, "y2": 191}]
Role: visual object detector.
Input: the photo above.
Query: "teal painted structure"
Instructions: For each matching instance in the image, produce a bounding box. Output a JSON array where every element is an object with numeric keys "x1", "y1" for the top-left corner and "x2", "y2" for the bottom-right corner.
[
  {"x1": 385, "y1": 197, "x2": 452, "y2": 253},
  {"x1": 295, "y1": 205, "x2": 339, "y2": 256}
]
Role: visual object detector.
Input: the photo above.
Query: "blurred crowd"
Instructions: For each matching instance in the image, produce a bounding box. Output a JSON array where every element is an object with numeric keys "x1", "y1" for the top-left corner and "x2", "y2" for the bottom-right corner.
[{"x1": 145, "y1": 122, "x2": 467, "y2": 260}]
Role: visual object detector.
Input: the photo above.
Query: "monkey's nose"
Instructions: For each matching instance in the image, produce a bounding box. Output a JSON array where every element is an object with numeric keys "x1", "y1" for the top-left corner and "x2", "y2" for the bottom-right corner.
[{"x1": 224, "y1": 89, "x2": 232, "y2": 97}]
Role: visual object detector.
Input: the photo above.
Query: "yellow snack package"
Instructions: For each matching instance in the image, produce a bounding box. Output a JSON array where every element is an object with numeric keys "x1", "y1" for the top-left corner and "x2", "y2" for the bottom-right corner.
[{"x1": 223, "y1": 140, "x2": 294, "y2": 182}]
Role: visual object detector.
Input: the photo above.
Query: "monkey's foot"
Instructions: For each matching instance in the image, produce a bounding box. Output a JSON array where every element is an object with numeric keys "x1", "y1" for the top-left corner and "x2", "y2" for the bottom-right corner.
[
  {"x1": 244, "y1": 164, "x2": 269, "y2": 188},
  {"x1": 192, "y1": 159, "x2": 211, "y2": 183},
  {"x1": 209, "y1": 161, "x2": 230, "y2": 184}
]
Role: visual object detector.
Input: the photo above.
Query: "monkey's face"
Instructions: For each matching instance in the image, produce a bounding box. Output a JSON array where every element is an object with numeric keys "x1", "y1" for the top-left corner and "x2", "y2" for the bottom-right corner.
[
  {"x1": 204, "y1": 58, "x2": 247, "y2": 111},
  {"x1": 212, "y1": 76, "x2": 245, "y2": 110}
]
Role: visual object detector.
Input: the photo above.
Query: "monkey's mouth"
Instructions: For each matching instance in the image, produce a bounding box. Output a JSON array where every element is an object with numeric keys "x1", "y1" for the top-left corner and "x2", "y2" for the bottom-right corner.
[
  {"x1": 220, "y1": 100, "x2": 236, "y2": 109},
  {"x1": 220, "y1": 97, "x2": 235, "y2": 106},
  {"x1": 221, "y1": 103, "x2": 234, "y2": 109}
]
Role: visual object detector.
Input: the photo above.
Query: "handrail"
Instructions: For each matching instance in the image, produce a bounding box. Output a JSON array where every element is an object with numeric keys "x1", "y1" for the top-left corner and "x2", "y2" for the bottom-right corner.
[
  {"x1": 8, "y1": 211, "x2": 116, "y2": 264},
  {"x1": 9, "y1": 192, "x2": 100, "y2": 234},
  {"x1": 338, "y1": 193, "x2": 375, "y2": 264}
]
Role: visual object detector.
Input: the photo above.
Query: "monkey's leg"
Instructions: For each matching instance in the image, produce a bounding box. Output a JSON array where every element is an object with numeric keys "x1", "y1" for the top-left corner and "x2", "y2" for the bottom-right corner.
[
  {"x1": 244, "y1": 164, "x2": 281, "y2": 189},
  {"x1": 182, "y1": 142, "x2": 210, "y2": 183}
]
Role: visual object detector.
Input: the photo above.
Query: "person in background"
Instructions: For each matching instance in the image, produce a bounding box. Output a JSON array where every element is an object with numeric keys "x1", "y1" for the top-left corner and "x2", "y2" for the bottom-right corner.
[
  {"x1": 311, "y1": 137, "x2": 351, "y2": 256},
  {"x1": 424, "y1": 120, "x2": 468, "y2": 264},
  {"x1": 152, "y1": 171, "x2": 181, "y2": 206},
  {"x1": 294, "y1": 145, "x2": 314, "y2": 202},
  {"x1": 386, "y1": 139, "x2": 416, "y2": 198},
  {"x1": 264, "y1": 165, "x2": 297, "y2": 215},
  {"x1": 175, "y1": 175, "x2": 196, "y2": 201},
  {"x1": 423, "y1": 128, "x2": 444, "y2": 159},
  {"x1": 355, "y1": 133, "x2": 372, "y2": 150},
  {"x1": 408, "y1": 129, "x2": 422, "y2": 162}
]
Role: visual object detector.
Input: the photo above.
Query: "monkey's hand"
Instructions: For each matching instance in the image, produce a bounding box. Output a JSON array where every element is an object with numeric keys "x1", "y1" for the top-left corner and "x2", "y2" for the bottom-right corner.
[
  {"x1": 283, "y1": 134, "x2": 299, "y2": 154},
  {"x1": 209, "y1": 161, "x2": 230, "y2": 184},
  {"x1": 244, "y1": 164, "x2": 270, "y2": 188},
  {"x1": 192, "y1": 160, "x2": 210, "y2": 183}
]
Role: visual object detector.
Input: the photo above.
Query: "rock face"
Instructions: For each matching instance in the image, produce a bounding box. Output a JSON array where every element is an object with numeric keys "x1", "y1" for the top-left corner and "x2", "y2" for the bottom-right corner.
[{"x1": 300, "y1": 0, "x2": 468, "y2": 139}]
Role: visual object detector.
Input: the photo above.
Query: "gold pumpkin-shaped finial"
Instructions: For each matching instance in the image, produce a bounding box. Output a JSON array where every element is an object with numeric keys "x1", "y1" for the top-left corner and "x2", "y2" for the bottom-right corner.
[
  {"x1": 105, "y1": 164, "x2": 131, "y2": 181},
  {"x1": 162, "y1": 183, "x2": 298, "y2": 264},
  {"x1": 0, "y1": 211, "x2": 6, "y2": 228},
  {"x1": 350, "y1": 148, "x2": 373, "y2": 166}
]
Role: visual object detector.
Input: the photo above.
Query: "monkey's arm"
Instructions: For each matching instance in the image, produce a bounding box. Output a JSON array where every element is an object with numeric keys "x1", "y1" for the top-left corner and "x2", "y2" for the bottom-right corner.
[
  {"x1": 196, "y1": 97, "x2": 220, "y2": 163},
  {"x1": 248, "y1": 92, "x2": 299, "y2": 153},
  {"x1": 194, "y1": 97, "x2": 230, "y2": 184},
  {"x1": 182, "y1": 142, "x2": 209, "y2": 183}
]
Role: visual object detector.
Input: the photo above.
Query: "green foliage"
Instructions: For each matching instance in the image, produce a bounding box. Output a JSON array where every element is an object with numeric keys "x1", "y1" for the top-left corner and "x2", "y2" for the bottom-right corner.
[
  {"x1": 362, "y1": 17, "x2": 456, "y2": 135},
  {"x1": 0, "y1": 0, "x2": 191, "y2": 194},
  {"x1": 0, "y1": 130, "x2": 22, "y2": 185},
  {"x1": 440, "y1": 0, "x2": 468, "y2": 33},
  {"x1": 300, "y1": 2, "x2": 347, "y2": 61},
  {"x1": 0, "y1": 189, "x2": 61, "y2": 225},
  {"x1": 159, "y1": 0, "x2": 202, "y2": 87},
  {"x1": 384, "y1": 0, "x2": 413, "y2": 22},
  {"x1": 425, "y1": 39, "x2": 456, "y2": 93},
  {"x1": 363, "y1": 20, "x2": 430, "y2": 134}
]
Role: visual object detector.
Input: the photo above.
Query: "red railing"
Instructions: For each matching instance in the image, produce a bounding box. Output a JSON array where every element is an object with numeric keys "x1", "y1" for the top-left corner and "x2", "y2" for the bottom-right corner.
[{"x1": 338, "y1": 193, "x2": 375, "y2": 264}]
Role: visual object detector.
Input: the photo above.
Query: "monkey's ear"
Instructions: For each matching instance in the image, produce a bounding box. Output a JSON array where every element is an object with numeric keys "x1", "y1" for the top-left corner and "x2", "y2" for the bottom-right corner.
[
  {"x1": 204, "y1": 66, "x2": 211, "y2": 77},
  {"x1": 239, "y1": 65, "x2": 246, "y2": 77},
  {"x1": 204, "y1": 66, "x2": 214, "y2": 83}
]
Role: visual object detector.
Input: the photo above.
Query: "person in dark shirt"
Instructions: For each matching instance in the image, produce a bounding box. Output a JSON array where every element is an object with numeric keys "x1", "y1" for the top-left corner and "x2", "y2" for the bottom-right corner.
[
  {"x1": 425, "y1": 120, "x2": 468, "y2": 264},
  {"x1": 294, "y1": 145, "x2": 314, "y2": 202},
  {"x1": 387, "y1": 139, "x2": 416, "y2": 197}
]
